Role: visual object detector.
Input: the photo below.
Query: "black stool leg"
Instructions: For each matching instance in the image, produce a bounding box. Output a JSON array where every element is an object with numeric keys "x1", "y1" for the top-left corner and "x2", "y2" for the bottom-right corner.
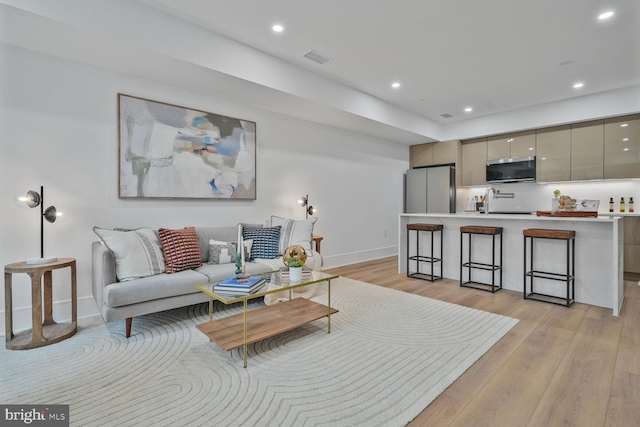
[
  {"x1": 572, "y1": 237, "x2": 575, "y2": 304},
  {"x1": 468, "y1": 232, "x2": 472, "y2": 284},
  {"x1": 459, "y1": 231, "x2": 463, "y2": 286},
  {"x1": 523, "y1": 235, "x2": 527, "y2": 298},
  {"x1": 406, "y1": 229, "x2": 410, "y2": 277},
  {"x1": 499, "y1": 233, "x2": 503, "y2": 290},
  {"x1": 491, "y1": 233, "x2": 496, "y2": 292}
]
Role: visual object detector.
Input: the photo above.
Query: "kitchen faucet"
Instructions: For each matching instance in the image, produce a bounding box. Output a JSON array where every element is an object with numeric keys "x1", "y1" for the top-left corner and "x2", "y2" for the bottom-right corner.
[{"x1": 484, "y1": 187, "x2": 496, "y2": 213}]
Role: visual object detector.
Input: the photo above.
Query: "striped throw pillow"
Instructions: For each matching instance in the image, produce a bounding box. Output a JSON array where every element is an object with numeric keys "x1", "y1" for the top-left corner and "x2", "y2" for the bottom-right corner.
[
  {"x1": 242, "y1": 226, "x2": 281, "y2": 259},
  {"x1": 271, "y1": 216, "x2": 317, "y2": 254},
  {"x1": 158, "y1": 227, "x2": 203, "y2": 273},
  {"x1": 93, "y1": 227, "x2": 165, "y2": 281}
]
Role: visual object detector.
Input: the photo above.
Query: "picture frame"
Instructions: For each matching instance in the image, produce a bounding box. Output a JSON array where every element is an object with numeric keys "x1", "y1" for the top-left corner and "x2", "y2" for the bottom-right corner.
[{"x1": 118, "y1": 94, "x2": 256, "y2": 199}]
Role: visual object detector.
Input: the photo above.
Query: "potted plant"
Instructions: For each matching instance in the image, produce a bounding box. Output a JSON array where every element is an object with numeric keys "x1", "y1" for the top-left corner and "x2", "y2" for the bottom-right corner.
[{"x1": 285, "y1": 256, "x2": 305, "y2": 282}]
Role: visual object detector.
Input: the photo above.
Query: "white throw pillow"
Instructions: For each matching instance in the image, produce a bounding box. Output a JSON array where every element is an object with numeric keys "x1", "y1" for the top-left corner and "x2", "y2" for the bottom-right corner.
[
  {"x1": 270, "y1": 216, "x2": 317, "y2": 254},
  {"x1": 93, "y1": 227, "x2": 165, "y2": 281}
]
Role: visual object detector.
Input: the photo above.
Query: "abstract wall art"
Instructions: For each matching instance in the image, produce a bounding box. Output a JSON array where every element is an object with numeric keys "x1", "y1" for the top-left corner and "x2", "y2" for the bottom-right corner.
[{"x1": 118, "y1": 94, "x2": 256, "y2": 199}]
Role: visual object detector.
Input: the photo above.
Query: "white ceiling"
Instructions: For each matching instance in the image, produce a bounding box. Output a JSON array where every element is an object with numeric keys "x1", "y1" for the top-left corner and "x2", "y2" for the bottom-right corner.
[
  {"x1": 138, "y1": 0, "x2": 640, "y2": 124},
  {"x1": 1, "y1": 0, "x2": 638, "y2": 144}
]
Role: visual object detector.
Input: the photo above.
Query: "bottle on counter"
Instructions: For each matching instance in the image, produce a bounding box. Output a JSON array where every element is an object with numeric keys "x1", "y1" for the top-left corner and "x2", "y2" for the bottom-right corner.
[
  {"x1": 630, "y1": 197, "x2": 634, "y2": 213},
  {"x1": 609, "y1": 197, "x2": 614, "y2": 212},
  {"x1": 620, "y1": 197, "x2": 625, "y2": 213}
]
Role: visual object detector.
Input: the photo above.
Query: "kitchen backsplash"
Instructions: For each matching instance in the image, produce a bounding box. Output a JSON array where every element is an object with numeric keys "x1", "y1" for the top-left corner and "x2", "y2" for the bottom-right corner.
[{"x1": 459, "y1": 180, "x2": 639, "y2": 213}]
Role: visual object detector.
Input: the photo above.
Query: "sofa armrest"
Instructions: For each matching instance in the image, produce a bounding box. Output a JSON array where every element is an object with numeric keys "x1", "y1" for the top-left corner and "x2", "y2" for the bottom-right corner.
[{"x1": 92, "y1": 241, "x2": 117, "y2": 314}]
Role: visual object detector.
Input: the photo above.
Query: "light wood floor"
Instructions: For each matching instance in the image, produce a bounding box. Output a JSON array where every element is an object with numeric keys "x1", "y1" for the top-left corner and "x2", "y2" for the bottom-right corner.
[{"x1": 326, "y1": 257, "x2": 640, "y2": 427}]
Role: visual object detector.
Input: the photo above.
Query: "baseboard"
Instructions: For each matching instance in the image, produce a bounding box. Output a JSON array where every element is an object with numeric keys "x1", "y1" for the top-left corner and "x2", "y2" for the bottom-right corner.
[
  {"x1": 322, "y1": 246, "x2": 398, "y2": 269},
  {"x1": 0, "y1": 295, "x2": 100, "y2": 338}
]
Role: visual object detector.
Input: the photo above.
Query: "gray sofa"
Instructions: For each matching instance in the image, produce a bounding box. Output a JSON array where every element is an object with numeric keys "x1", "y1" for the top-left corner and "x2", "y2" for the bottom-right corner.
[{"x1": 92, "y1": 225, "x2": 322, "y2": 337}]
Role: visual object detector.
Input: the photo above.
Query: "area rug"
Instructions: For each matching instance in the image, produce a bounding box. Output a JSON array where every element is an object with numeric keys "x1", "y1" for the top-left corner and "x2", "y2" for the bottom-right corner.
[{"x1": 0, "y1": 278, "x2": 518, "y2": 426}]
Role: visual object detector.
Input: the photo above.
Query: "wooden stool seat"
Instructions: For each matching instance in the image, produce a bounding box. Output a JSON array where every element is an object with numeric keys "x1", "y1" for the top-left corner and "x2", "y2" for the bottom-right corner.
[
  {"x1": 523, "y1": 228, "x2": 575, "y2": 307},
  {"x1": 459, "y1": 225, "x2": 503, "y2": 293},
  {"x1": 406, "y1": 223, "x2": 443, "y2": 282},
  {"x1": 523, "y1": 229, "x2": 575, "y2": 239},
  {"x1": 460, "y1": 225, "x2": 503, "y2": 235},
  {"x1": 407, "y1": 223, "x2": 444, "y2": 232}
]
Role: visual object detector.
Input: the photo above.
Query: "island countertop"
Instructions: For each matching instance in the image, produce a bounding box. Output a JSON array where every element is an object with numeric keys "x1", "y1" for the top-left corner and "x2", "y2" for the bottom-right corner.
[
  {"x1": 399, "y1": 212, "x2": 624, "y2": 315},
  {"x1": 414, "y1": 212, "x2": 626, "y2": 222}
]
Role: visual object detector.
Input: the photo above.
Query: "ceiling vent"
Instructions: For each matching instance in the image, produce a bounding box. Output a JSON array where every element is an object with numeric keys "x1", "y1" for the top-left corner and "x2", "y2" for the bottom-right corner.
[
  {"x1": 303, "y1": 50, "x2": 332, "y2": 65},
  {"x1": 440, "y1": 113, "x2": 453, "y2": 119}
]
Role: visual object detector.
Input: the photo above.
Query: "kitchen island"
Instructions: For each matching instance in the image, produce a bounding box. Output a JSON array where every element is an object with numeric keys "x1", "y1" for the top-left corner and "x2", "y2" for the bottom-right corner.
[{"x1": 399, "y1": 213, "x2": 624, "y2": 315}]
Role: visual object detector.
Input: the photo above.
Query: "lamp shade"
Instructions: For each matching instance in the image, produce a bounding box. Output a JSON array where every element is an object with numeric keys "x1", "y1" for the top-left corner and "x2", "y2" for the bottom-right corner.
[{"x1": 43, "y1": 206, "x2": 58, "y2": 223}]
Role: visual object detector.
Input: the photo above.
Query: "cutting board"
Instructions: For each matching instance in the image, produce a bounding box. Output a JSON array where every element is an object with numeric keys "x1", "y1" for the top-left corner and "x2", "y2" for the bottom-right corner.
[{"x1": 536, "y1": 211, "x2": 598, "y2": 217}]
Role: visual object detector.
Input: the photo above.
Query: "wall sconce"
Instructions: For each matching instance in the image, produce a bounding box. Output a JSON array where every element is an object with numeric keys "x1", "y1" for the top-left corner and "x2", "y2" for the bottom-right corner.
[
  {"x1": 17, "y1": 186, "x2": 62, "y2": 264},
  {"x1": 297, "y1": 194, "x2": 316, "y2": 219}
]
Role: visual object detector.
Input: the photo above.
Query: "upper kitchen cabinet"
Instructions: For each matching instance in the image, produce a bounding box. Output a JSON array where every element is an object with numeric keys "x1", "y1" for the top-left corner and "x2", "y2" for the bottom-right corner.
[
  {"x1": 536, "y1": 125, "x2": 571, "y2": 182},
  {"x1": 487, "y1": 130, "x2": 536, "y2": 160},
  {"x1": 410, "y1": 140, "x2": 460, "y2": 168},
  {"x1": 433, "y1": 139, "x2": 460, "y2": 165},
  {"x1": 571, "y1": 120, "x2": 604, "y2": 180},
  {"x1": 604, "y1": 114, "x2": 640, "y2": 179},
  {"x1": 487, "y1": 134, "x2": 510, "y2": 160},
  {"x1": 461, "y1": 137, "x2": 487, "y2": 186},
  {"x1": 410, "y1": 143, "x2": 434, "y2": 168}
]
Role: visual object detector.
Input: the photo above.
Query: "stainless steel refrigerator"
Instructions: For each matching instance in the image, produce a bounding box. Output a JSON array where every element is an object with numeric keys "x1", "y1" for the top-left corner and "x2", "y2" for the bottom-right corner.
[{"x1": 404, "y1": 165, "x2": 456, "y2": 213}]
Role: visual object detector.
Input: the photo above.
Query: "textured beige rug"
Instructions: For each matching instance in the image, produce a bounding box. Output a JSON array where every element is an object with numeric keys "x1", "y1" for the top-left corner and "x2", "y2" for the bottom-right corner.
[{"x1": 0, "y1": 278, "x2": 517, "y2": 426}]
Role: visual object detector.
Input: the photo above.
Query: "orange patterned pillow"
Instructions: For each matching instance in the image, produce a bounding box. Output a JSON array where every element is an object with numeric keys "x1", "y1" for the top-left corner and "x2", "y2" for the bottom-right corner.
[{"x1": 158, "y1": 227, "x2": 203, "y2": 273}]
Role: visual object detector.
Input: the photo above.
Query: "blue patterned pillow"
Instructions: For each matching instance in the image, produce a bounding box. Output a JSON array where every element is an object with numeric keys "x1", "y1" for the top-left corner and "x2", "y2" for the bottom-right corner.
[{"x1": 242, "y1": 226, "x2": 281, "y2": 259}]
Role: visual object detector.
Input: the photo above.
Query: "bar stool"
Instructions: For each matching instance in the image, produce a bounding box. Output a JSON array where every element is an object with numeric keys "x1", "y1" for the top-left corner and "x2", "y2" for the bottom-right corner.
[
  {"x1": 523, "y1": 228, "x2": 575, "y2": 307},
  {"x1": 460, "y1": 226, "x2": 503, "y2": 292},
  {"x1": 406, "y1": 223, "x2": 443, "y2": 282}
]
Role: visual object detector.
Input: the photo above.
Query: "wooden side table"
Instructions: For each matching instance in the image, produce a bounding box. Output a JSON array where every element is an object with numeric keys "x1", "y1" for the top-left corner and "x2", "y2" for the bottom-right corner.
[
  {"x1": 313, "y1": 235, "x2": 323, "y2": 254},
  {"x1": 4, "y1": 258, "x2": 77, "y2": 350}
]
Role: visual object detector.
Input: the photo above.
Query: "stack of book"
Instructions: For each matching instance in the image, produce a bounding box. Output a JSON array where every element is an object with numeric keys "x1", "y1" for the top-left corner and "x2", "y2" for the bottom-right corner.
[
  {"x1": 213, "y1": 275, "x2": 266, "y2": 296},
  {"x1": 278, "y1": 267, "x2": 312, "y2": 279}
]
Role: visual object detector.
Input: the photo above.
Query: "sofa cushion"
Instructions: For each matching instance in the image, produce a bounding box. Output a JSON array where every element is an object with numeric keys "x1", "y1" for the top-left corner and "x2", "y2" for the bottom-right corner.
[
  {"x1": 242, "y1": 226, "x2": 281, "y2": 259},
  {"x1": 271, "y1": 216, "x2": 317, "y2": 254},
  {"x1": 104, "y1": 269, "x2": 208, "y2": 307},
  {"x1": 158, "y1": 227, "x2": 203, "y2": 273},
  {"x1": 93, "y1": 227, "x2": 165, "y2": 281}
]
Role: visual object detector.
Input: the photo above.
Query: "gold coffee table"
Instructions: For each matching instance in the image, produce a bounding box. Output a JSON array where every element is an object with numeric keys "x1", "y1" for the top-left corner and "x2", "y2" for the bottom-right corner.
[{"x1": 195, "y1": 270, "x2": 339, "y2": 367}]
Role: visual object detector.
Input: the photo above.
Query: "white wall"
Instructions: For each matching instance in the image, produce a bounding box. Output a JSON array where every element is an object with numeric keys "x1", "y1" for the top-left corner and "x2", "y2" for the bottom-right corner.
[{"x1": 0, "y1": 43, "x2": 408, "y2": 333}]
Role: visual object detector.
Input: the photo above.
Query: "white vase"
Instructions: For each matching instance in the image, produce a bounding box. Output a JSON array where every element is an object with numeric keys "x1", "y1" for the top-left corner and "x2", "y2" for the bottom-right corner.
[{"x1": 289, "y1": 267, "x2": 302, "y2": 282}]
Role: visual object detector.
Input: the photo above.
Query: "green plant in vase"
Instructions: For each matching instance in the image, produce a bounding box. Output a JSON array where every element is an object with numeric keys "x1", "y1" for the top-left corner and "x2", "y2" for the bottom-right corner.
[{"x1": 284, "y1": 257, "x2": 305, "y2": 268}]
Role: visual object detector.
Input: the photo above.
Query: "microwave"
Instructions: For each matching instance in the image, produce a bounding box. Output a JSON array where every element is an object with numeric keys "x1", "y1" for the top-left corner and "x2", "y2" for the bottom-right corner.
[{"x1": 486, "y1": 156, "x2": 536, "y2": 183}]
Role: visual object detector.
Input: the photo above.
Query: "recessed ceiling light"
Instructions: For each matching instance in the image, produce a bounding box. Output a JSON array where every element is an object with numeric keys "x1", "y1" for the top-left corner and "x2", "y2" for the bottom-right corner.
[
  {"x1": 599, "y1": 11, "x2": 614, "y2": 20},
  {"x1": 573, "y1": 82, "x2": 584, "y2": 89},
  {"x1": 272, "y1": 24, "x2": 284, "y2": 32},
  {"x1": 464, "y1": 107, "x2": 473, "y2": 113},
  {"x1": 391, "y1": 82, "x2": 400, "y2": 88},
  {"x1": 621, "y1": 123, "x2": 628, "y2": 127}
]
